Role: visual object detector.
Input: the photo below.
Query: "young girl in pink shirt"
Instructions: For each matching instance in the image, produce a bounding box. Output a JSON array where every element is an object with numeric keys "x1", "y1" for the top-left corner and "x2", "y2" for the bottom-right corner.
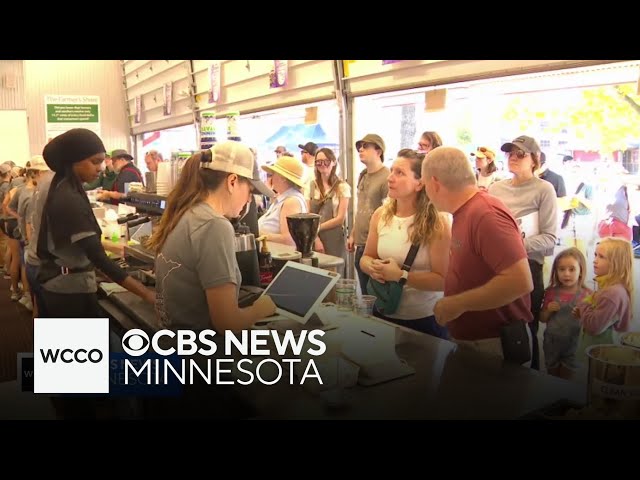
[
  {"x1": 572, "y1": 237, "x2": 633, "y2": 360},
  {"x1": 540, "y1": 247, "x2": 592, "y2": 380}
]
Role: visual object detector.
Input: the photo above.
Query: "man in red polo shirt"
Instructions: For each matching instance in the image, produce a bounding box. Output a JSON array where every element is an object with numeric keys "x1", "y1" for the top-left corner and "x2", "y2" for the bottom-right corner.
[{"x1": 422, "y1": 146, "x2": 533, "y2": 362}]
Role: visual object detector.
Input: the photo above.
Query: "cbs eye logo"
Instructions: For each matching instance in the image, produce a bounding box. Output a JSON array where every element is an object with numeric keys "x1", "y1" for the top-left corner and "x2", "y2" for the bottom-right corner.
[{"x1": 122, "y1": 329, "x2": 150, "y2": 356}]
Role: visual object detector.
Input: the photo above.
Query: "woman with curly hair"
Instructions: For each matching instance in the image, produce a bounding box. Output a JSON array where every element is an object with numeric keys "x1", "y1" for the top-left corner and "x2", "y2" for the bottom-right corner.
[{"x1": 360, "y1": 149, "x2": 451, "y2": 338}]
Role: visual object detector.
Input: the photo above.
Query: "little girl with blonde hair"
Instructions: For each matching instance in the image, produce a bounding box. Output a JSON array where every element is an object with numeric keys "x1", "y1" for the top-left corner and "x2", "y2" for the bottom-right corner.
[{"x1": 572, "y1": 237, "x2": 633, "y2": 358}]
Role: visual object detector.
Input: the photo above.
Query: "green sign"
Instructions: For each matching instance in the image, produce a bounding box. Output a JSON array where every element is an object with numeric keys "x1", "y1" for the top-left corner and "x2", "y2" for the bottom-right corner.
[{"x1": 47, "y1": 104, "x2": 99, "y2": 123}]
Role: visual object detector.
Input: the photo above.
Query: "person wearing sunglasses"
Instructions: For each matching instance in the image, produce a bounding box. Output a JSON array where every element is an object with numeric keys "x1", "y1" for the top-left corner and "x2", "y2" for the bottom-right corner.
[
  {"x1": 349, "y1": 133, "x2": 389, "y2": 295},
  {"x1": 306, "y1": 148, "x2": 351, "y2": 267},
  {"x1": 488, "y1": 135, "x2": 558, "y2": 370}
]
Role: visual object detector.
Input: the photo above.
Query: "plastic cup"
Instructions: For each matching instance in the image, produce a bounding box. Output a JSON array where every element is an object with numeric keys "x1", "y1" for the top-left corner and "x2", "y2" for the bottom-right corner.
[
  {"x1": 335, "y1": 279, "x2": 357, "y2": 311},
  {"x1": 354, "y1": 295, "x2": 376, "y2": 317}
]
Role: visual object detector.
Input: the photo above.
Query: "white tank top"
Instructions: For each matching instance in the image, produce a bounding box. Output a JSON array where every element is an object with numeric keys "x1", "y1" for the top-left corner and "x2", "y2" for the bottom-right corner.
[{"x1": 376, "y1": 214, "x2": 442, "y2": 320}]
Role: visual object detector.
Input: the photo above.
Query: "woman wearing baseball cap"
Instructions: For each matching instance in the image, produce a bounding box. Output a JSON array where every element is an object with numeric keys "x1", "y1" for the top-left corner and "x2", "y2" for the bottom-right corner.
[
  {"x1": 488, "y1": 135, "x2": 558, "y2": 370},
  {"x1": 147, "y1": 141, "x2": 276, "y2": 333},
  {"x1": 471, "y1": 146, "x2": 502, "y2": 191},
  {"x1": 37, "y1": 128, "x2": 155, "y2": 319}
]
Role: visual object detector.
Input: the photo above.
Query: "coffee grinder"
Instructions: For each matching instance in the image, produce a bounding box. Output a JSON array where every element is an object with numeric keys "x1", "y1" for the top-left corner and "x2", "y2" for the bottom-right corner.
[{"x1": 286, "y1": 213, "x2": 321, "y2": 268}]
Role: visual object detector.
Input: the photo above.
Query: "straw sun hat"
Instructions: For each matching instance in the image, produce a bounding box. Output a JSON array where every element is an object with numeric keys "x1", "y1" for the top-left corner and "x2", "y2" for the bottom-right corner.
[{"x1": 261, "y1": 155, "x2": 305, "y2": 187}]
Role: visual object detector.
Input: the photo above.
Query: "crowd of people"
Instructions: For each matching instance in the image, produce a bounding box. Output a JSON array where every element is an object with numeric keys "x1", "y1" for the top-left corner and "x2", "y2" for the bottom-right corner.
[{"x1": 1, "y1": 128, "x2": 637, "y2": 388}]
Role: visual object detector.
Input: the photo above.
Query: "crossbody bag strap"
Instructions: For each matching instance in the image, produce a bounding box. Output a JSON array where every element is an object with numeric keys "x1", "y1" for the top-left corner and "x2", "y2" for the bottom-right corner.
[
  {"x1": 401, "y1": 244, "x2": 420, "y2": 271},
  {"x1": 318, "y1": 181, "x2": 340, "y2": 206}
]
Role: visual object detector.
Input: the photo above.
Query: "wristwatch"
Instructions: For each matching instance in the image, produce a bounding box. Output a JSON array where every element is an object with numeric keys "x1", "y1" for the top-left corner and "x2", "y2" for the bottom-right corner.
[{"x1": 398, "y1": 270, "x2": 409, "y2": 286}]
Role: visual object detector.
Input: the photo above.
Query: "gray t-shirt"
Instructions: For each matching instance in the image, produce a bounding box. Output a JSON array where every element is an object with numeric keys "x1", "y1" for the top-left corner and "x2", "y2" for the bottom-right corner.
[
  {"x1": 353, "y1": 166, "x2": 390, "y2": 245},
  {"x1": 488, "y1": 176, "x2": 558, "y2": 265},
  {"x1": 25, "y1": 171, "x2": 54, "y2": 266},
  {"x1": 0, "y1": 181, "x2": 10, "y2": 217},
  {"x1": 17, "y1": 187, "x2": 34, "y2": 243},
  {"x1": 8, "y1": 183, "x2": 25, "y2": 213},
  {"x1": 155, "y1": 202, "x2": 241, "y2": 332},
  {"x1": 41, "y1": 178, "x2": 96, "y2": 294}
]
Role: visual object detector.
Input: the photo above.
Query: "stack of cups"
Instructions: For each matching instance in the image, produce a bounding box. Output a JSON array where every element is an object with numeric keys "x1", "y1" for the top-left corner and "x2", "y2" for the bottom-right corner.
[{"x1": 156, "y1": 162, "x2": 171, "y2": 196}]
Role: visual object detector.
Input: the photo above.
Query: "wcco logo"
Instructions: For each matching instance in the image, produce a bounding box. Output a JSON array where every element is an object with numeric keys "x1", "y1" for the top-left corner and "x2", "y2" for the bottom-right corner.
[
  {"x1": 40, "y1": 348, "x2": 104, "y2": 364},
  {"x1": 34, "y1": 318, "x2": 110, "y2": 394}
]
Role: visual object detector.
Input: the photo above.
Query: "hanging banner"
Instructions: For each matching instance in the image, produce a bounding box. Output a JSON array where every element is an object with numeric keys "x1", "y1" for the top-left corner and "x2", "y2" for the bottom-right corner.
[
  {"x1": 163, "y1": 82, "x2": 173, "y2": 116},
  {"x1": 270, "y1": 60, "x2": 288, "y2": 88},
  {"x1": 134, "y1": 95, "x2": 142, "y2": 124},
  {"x1": 382, "y1": 60, "x2": 403, "y2": 65},
  {"x1": 226, "y1": 111, "x2": 240, "y2": 141},
  {"x1": 209, "y1": 62, "x2": 221, "y2": 104},
  {"x1": 343, "y1": 60, "x2": 356, "y2": 77},
  {"x1": 200, "y1": 112, "x2": 217, "y2": 150},
  {"x1": 44, "y1": 94, "x2": 100, "y2": 142},
  {"x1": 425, "y1": 89, "x2": 447, "y2": 112}
]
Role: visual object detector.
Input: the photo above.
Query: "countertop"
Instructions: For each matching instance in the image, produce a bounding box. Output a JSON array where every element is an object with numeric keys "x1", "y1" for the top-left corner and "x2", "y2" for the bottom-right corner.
[
  {"x1": 267, "y1": 241, "x2": 344, "y2": 270},
  {"x1": 99, "y1": 297, "x2": 586, "y2": 420}
]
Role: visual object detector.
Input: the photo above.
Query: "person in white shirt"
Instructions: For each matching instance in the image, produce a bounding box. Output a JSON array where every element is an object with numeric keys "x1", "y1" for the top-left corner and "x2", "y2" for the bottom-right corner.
[
  {"x1": 471, "y1": 146, "x2": 502, "y2": 191},
  {"x1": 360, "y1": 149, "x2": 451, "y2": 338}
]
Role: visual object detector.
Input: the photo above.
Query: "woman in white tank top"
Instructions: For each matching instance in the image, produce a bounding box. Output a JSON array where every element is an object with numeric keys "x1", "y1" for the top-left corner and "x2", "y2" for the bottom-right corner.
[{"x1": 360, "y1": 149, "x2": 452, "y2": 338}]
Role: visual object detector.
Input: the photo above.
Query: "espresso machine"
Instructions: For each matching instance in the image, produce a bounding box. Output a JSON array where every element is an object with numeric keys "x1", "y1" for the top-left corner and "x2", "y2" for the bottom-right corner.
[
  {"x1": 286, "y1": 213, "x2": 321, "y2": 268},
  {"x1": 229, "y1": 196, "x2": 266, "y2": 307},
  {"x1": 117, "y1": 192, "x2": 168, "y2": 284}
]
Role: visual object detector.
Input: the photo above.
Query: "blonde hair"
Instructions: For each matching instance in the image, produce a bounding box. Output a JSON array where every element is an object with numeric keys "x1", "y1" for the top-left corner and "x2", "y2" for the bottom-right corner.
[
  {"x1": 381, "y1": 149, "x2": 443, "y2": 245},
  {"x1": 549, "y1": 247, "x2": 588, "y2": 290},
  {"x1": 595, "y1": 237, "x2": 633, "y2": 308}
]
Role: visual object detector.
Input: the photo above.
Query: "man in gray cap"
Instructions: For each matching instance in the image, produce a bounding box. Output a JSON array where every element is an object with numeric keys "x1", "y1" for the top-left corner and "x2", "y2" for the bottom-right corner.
[
  {"x1": 349, "y1": 133, "x2": 389, "y2": 295},
  {"x1": 97, "y1": 149, "x2": 143, "y2": 204}
]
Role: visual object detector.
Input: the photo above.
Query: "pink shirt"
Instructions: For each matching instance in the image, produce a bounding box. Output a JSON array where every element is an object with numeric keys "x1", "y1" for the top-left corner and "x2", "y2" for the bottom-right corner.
[
  {"x1": 542, "y1": 286, "x2": 591, "y2": 310},
  {"x1": 576, "y1": 283, "x2": 631, "y2": 336}
]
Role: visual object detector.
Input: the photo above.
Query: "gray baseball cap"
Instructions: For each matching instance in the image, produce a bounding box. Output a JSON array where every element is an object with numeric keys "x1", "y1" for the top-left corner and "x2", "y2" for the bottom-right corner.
[
  {"x1": 500, "y1": 135, "x2": 540, "y2": 154},
  {"x1": 202, "y1": 141, "x2": 274, "y2": 198}
]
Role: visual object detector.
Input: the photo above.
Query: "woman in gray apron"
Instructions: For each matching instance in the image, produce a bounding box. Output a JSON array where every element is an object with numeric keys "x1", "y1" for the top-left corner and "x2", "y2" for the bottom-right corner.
[{"x1": 306, "y1": 148, "x2": 351, "y2": 273}]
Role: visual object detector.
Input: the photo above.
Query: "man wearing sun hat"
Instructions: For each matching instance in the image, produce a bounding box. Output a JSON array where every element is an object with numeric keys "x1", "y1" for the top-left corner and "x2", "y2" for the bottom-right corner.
[
  {"x1": 258, "y1": 155, "x2": 308, "y2": 246},
  {"x1": 349, "y1": 133, "x2": 389, "y2": 295}
]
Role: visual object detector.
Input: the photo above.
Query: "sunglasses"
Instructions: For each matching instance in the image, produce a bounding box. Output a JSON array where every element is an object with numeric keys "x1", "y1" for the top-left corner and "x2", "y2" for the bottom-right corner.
[
  {"x1": 315, "y1": 159, "x2": 333, "y2": 167},
  {"x1": 356, "y1": 141, "x2": 377, "y2": 150},
  {"x1": 418, "y1": 142, "x2": 431, "y2": 151},
  {"x1": 507, "y1": 149, "x2": 528, "y2": 159}
]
